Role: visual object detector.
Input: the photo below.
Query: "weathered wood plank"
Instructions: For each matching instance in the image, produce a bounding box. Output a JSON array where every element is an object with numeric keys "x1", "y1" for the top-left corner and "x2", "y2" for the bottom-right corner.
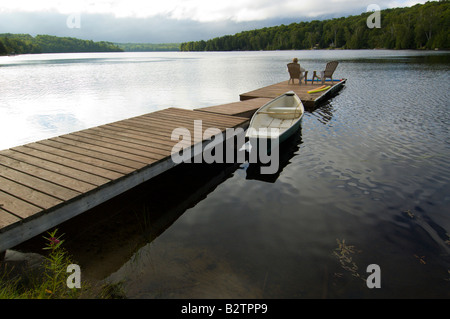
[
  {"x1": 139, "y1": 108, "x2": 241, "y2": 128},
  {"x1": 27, "y1": 142, "x2": 134, "y2": 175},
  {"x1": 45, "y1": 137, "x2": 150, "y2": 169},
  {"x1": 0, "y1": 154, "x2": 96, "y2": 193},
  {"x1": 0, "y1": 190, "x2": 43, "y2": 219},
  {"x1": 157, "y1": 108, "x2": 248, "y2": 127},
  {"x1": 106, "y1": 122, "x2": 196, "y2": 145},
  {"x1": 123, "y1": 110, "x2": 245, "y2": 143},
  {"x1": 1, "y1": 149, "x2": 110, "y2": 186},
  {"x1": 56, "y1": 135, "x2": 157, "y2": 164},
  {"x1": 137, "y1": 114, "x2": 234, "y2": 132},
  {"x1": 0, "y1": 207, "x2": 21, "y2": 229},
  {"x1": 95, "y1": 124, "x2": 191, "y2": 150},
  {"x1": 0, "y1": 175, "x2": 62, "y2": 210},
  {"x1": 0, "y1": 164, "x2": 80, "y2": 201},
  {"x1": 85, "y1": 126, "x2": 179, "y2": 152},
  {"x1": 196, "y1": 98, "x2": 272, "y2": 117},
  {"x1": 121, "y1": 117, "x2": 197, "y2": 134},
  {"x1": 71, "y1": 131, "x2": 171, "y2": 158},
  {"x1": 11, "y1": 145, "x2": 121, "y2": 181},
  {"x1": 122, "y1": 117, "x2": 217, "y2": 140}
]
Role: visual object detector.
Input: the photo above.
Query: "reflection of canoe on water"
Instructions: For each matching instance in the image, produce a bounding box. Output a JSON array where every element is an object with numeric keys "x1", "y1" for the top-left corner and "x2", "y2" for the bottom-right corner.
[
  {"x1": 244, "y1": 125, "x2": 303, "y2": 183},
  {"x1": 245, "y1": 91, "x2": 304, "y2": 144}
]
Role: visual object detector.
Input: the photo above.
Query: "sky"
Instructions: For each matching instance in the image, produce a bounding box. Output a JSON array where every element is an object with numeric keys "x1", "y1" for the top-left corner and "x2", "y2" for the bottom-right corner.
[{"x1": 0, "y1": 0, "x2": 431, "y2": 43}]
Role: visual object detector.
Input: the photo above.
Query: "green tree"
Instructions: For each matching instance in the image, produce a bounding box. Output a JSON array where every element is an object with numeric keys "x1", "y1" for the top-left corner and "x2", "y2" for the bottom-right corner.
[{"x1": 0, "y1": 39, "x2": 7, "y2": 55}]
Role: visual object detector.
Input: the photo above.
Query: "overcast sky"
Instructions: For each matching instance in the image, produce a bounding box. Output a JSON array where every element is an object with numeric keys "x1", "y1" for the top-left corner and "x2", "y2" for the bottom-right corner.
[{"x1": 0, "y1": 0, "x2": 431, "y2": 43}]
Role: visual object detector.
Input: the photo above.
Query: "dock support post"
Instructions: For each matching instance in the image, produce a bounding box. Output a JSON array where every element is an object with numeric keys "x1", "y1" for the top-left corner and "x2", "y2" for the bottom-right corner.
[{"x1": 0, "y1": 250, "x2": 5, "y2": 262}]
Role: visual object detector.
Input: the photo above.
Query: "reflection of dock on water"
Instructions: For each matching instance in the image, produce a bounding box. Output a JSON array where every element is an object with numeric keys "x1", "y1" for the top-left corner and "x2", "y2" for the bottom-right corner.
[
  {"x1": 0, "y1": 79, "x2": 345, "y2": 257},
  {"x1": 18, "y1": 161, "x2": 242, "y2": 280}
]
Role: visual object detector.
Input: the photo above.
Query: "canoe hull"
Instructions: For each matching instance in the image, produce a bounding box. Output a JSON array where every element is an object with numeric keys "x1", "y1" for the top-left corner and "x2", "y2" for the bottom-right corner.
[{"x1": 246, "y1": 91, "x2": 304, "y2": 148}]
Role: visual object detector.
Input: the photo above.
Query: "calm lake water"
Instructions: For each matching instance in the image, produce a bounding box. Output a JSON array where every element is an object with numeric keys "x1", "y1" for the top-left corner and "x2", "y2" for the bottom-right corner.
[{"x1": 1, "y1": 50, "x2": 449, "y2": 298}]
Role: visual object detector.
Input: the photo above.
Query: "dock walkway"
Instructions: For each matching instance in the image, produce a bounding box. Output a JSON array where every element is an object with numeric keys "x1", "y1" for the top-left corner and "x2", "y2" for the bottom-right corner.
[
  {"x1": 0, "y1": 80, "x2": 345, "y2": 254},
  {"x1": 240, "y1": 79, "x2": 346, "y2": 109},
  {"x1": 0, "y1": 107, "x2": 255, "y2": 253}
]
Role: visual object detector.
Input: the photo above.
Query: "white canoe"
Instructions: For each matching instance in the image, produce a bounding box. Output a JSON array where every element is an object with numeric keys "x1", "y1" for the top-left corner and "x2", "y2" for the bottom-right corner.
[{"x1": 245, "y1": 91, "x2": 304, "y2": 144}]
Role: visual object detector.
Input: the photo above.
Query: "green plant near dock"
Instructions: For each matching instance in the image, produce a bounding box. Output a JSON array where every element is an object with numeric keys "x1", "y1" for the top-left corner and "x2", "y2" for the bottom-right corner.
[
  {"x1": 0, "y1": 229, "x2": 125, "y2": 299},
  {"x1": 0, "y1": 229, "x2": 81, "y2": 298},
  {"x1": 41, "y1": 230, "x2": 79, "y2": 298}
]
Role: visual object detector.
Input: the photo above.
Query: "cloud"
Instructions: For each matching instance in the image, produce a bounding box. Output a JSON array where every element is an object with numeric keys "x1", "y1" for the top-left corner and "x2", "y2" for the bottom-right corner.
[
  {"x1": 0, "y1": 0, "x2": 432, "y2": 43},
  {"x1": 0, "y1": 0, "x2": 430, "y2": 22},
  {"x1": 0, "y1": 9, "x2": 298, "y2": 43}
]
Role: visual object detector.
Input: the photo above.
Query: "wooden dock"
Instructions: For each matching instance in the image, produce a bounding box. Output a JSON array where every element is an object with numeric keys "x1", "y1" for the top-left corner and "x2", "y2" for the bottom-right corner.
[
  {"x1": 0, "y1": 81, "x2": 345, "y2": 255},
  {"x1": 0, "y1": 107, "x2": 255, "y2": 254},
  {"x1": 196, "y1": 98, "x2": 272, "y2": 118},
  {"x1": 239, "y1": 79, "x2": 346, "y2": 109}
]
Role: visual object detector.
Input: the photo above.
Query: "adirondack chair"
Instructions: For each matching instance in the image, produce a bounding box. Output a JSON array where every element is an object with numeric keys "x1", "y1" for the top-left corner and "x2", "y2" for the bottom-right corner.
[
  {"x1": 312, "y1": 61, "x2": 339, "y2": 84},
  {"x1": 287, "y1": 62, "x2": 308, "y2": 85}
]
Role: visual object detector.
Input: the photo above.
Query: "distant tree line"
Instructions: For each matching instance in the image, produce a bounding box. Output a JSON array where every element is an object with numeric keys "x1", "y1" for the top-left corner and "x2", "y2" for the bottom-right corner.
[
  {"x1": 0, "y1": 34, "x2": 123, "y2": 55},
  {"x1": 116, "y1": 43, "x2": 180, "y2": 51},
  {"x1": 180, "y1": 1, "x2": 449, "y2": 51}
]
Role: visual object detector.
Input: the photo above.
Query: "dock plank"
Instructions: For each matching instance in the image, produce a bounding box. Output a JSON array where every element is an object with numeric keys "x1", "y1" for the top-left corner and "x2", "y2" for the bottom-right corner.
[
  {"x1": 96, "y1": 124, "x2": 190, "y2": 149},
  {"x1": 71, "y1": 131, "x2": 171, "y2": 158},
  {"x1": 163, "y1": 107, "x2": 248, "y2": 126},
  {"x1": 0, "y1": 175, "x2": 62, "y2": 210},
  {"x1": 0, "y1": 154, "x2": 96, "y2": 194},
  {"x1": 107, "y1": 120, "x2": 199, "y2": 146},
  {"x1": 11, "y1": 146, "x2": 122, "y2": 181},
  {"x1": 0, "y1": 207, "x2": 21, "y2": 229},
  {"x1": 239, "y1": 79, "x2": 346, "y2": 108},
  {"x1": 46, "y1": 137, "x2": 150, "y2": 169},
  {"x1": 132, "y1": 113, "x2": 208, "y2": 127},
  {"x1": 56, "y1": 135, "x2": 157, "y2": 164},
  {"x1": 196, "y1": 98, "x2": 272, "y2": 118},
  {"x1": 0, "y1": 190, "x2": 50, "y2": 219},
  {"x1": 123, "y1": 117, "x2": 198, "y2": 133},
  {"x1": 142, "y1": 113, "x2": 239, "y2": 131},
  {"x1": 144, "y1": 107, "x2": 245, "y2": 124},
  {"x1": 85, "y1": 127, "x2": 178, "y2": 152},
  {"x1": 105, "y1": 122, "x2": 193, "y2": 146},
  {"x1": 124, "y1": 117, "x2": 221, "y2": 142},
  {"x1": 28, "y1": 141, "x2": 135, "y2": 174},
  {"x1": 2, "y1": 149, "x2": 111, "y2": 186},
  {"x1": 0, "y1": 163, "x2": 80, "y2": 202},
  {"x1": 131, "y1": 109, "x2": 235, "y2": 129}
]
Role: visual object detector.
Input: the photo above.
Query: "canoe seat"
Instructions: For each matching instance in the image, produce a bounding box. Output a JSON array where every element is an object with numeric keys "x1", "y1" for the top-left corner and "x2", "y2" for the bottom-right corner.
[
  {"x1": 261, "y1": 106, "x2": 302, "y2": 119},
  {"x1": 268, "y1": 106, "x2": 299, "y2": 113}
]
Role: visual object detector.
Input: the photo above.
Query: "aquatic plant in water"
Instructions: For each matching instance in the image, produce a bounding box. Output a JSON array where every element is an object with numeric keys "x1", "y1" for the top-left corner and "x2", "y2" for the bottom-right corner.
[{"x1": 333, "y1": 239, "x2": 365, "y2": 282}]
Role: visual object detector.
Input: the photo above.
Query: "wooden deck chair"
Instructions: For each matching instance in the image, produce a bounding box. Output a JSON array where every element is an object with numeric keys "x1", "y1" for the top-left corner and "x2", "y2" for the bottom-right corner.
[
  {"x1": 312, "y1": 61, "x2": 339, "y2": 84},
  {"x1": 287, "y1": 63, "x2": 308, "y2": 85}
]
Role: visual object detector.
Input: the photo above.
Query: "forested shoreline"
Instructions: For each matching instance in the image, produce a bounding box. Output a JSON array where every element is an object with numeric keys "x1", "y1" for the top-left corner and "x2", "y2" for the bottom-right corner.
[
  {"x1": 181, "y1": 1, "x2": 449, "y2": 51},
  {"x1": 115, "y1": 43, "x2": 180, "y2": 51},
  {"x1": 0, "y1": 34, "x2": 183, "y2": 56},
  {"x1": 1, "y1": 2, "x2": 448, "y2": 56},
  {"x1": 0, "y1": 34, "x2": 123, "y2": 55}
]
